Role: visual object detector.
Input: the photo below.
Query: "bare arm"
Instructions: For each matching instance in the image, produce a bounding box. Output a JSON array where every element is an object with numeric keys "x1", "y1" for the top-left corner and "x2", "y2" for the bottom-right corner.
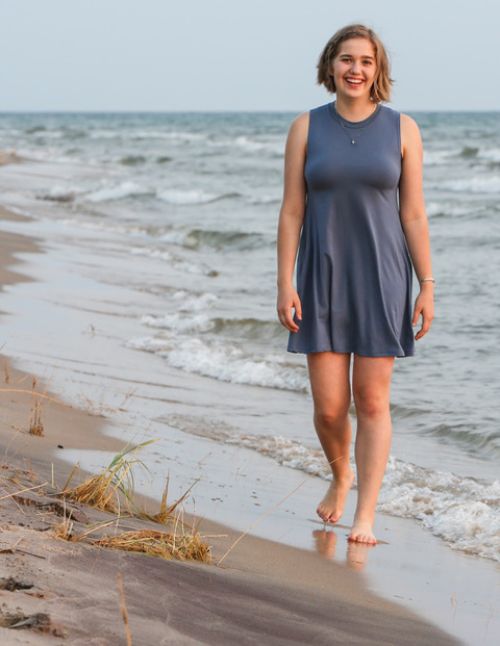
[
  {"x1": 276, "y1": 111, "x2": 309, "y2": 332},
  {"x1": 399, "y1": 114, "x2": 434, "y2": 340}
]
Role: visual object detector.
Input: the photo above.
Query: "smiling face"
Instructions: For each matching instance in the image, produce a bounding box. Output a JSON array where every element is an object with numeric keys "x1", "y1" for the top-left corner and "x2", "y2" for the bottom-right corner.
[{"x1": 330, "y1": 37, "x2": 377, "y2": 101}]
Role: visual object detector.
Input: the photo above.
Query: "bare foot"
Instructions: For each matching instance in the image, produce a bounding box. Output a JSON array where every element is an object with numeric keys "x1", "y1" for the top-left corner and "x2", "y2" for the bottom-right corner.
[
  {"x1": 316, "y1": 472, "x2": 355, "y2": 523},
  {"x1": 348, "y1": 518, "x2": 377, "y2": 545}
]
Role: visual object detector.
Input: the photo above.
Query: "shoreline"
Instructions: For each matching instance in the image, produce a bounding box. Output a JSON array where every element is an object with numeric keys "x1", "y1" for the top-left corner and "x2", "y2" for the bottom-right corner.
[{"x1": 0, "y1": 203, "x2": 464, "y2": 643}]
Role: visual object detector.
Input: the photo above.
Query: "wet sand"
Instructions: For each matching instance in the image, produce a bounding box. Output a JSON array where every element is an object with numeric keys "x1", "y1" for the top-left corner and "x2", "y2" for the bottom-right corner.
[{"x1": 0, "y1": 203, "x2": 463, "y2": 644}]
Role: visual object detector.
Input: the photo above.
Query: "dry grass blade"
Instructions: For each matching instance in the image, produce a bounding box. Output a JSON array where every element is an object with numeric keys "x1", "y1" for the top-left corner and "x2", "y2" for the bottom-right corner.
[
  {"x1": 0, "y1": 482, "x2": 48, "y2": 502},
  {"x1": 52, "y1": 516, "x2": 74, "y2": 541},
  {"x1": 135, "y1": 474, "x2": 200, "y2": 525},
  {"x1": 117, "y1": 572, "x2": 133, "y2": 646},
  {"x1": 92, "y1": 529, "x2": 211, "y2": 563}
]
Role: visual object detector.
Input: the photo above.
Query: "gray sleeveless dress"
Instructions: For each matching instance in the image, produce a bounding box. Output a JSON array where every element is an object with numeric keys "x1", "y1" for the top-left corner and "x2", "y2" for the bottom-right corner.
[{"x1": 287, "y1": 100, "x2": 415, "y2": 357}]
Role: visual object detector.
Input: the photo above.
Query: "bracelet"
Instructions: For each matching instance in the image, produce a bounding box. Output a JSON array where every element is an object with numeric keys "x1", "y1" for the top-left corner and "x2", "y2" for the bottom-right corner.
[{"x1": 419, "y1": 277, "x2": 435, "y2": 284}]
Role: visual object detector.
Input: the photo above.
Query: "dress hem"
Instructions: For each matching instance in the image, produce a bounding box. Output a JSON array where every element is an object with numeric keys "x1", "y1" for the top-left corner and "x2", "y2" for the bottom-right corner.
[{"x1": 287, "y1": 346, "x2": 415, "y2": 358}]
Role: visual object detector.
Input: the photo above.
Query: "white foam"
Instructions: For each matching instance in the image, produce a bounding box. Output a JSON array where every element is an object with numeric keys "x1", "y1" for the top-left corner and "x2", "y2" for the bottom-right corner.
[
  {"x1": 129, "y1": 246, "x2": 208, "y2": 274},
  {"x1": 248, "y1": 194, "x2": 281, "y2": 205},
  {"x1": 85, "y1": 181, "x2": 151, "y2": 203},
  {"x1": 141, "y1": 290, "x2": 217, "y2": 332},
  {"x1": 425, "y1": 201, "x2": 474, "y2": 217},
  {"x1": 171, "y1": 290, "x2": 218, "y2": 311},
  {"x1": 439, "y1": 175, "x2": 500, "y2": 194},
  {"x1": 423, "y1": 149, "x2": 454, "y2": 165},
  {"x1": 156, "y1": 189, "x2": 222, "y2": 205},
  {"x1": 141, "y1": 313, "x2": 214, "y2": 333},
  {"x1": 127, "y1": 334, "x2": 308, "y2": 392},
  {"x1": 38, "y1": 184, "x2": 86, "y2": 202},
  {"x1": 379, "y1": 457, "x2": 500, "y2": 562},
  {"x1": 235, "y1": 135, "x2": 284, "y2": 156},
  {"x1": 481, "y1": 148, "x2": 500, "y2": 163},
  {"x1": 130, "y1": 246, "x2": 172, "y2": 261}
]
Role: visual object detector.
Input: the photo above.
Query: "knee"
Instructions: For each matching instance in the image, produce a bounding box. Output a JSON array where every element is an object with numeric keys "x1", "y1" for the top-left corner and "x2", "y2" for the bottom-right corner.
[
  {"x1": 353, "y1": 386, "x2": 389, "y2": 418},
  {"x1": 314, "y1": 405, "x2": 350, "y2": 430}
]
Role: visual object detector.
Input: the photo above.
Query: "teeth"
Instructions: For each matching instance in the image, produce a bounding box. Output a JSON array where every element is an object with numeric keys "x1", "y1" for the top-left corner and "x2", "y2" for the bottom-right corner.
[{"x1": 346, "y1": 78, "x2": 363, "y2": 84}]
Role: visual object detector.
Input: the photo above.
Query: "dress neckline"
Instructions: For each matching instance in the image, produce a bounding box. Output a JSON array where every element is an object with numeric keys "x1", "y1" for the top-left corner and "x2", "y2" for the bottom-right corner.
[{"x1": 328, "y1": 100, "x2": 382, "y2": 129}]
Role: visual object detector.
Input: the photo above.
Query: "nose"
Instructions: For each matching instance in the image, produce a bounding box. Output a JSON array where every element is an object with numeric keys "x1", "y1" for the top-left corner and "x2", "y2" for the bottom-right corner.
[{"x1": 350, "y1": 61, "x2": 362, "y2": 74}]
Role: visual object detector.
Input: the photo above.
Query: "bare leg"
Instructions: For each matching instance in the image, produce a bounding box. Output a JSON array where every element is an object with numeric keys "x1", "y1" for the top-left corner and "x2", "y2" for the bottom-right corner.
[
  {"x1": 307, "y1": 351, "x2": 355, "y2": 523},
  {"x1": 349, "y1": 354, "x2": 395, "y2": 544}
]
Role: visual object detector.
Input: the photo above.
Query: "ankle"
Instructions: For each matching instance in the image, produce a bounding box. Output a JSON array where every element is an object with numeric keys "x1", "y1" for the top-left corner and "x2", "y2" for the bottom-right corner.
[
  {"x1": 333, "y1": 469, "x2": 355, "y2": 482},
  {"x1": 353, "y1": 511, "x2": 375, "y2": 525}
]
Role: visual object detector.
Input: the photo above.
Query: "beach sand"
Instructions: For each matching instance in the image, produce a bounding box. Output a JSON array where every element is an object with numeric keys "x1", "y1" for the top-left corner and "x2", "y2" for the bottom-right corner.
[{"x1": 0, "y1": 204, "x2": 464, "y2": 644}]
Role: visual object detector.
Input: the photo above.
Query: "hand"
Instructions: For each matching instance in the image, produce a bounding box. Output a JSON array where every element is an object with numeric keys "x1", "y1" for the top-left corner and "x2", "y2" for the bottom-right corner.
[
  {"x1": 412, "y1": 285, "x2": 434, "y2": 340},
  {"x1": 277, "y1": 285, "x2": 302, "y2": 333}
]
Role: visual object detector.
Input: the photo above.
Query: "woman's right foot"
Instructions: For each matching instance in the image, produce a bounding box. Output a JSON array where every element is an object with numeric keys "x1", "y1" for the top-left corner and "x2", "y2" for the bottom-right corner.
[{"x1": 316, "y1": 471, "x2": 355, "y2": 523}]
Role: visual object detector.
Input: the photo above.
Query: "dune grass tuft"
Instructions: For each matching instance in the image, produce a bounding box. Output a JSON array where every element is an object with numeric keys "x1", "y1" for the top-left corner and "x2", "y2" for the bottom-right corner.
[
  {"x1": 53, "y1": 441, "x2": 212, "y2": 563},
  {"x1": 134, "y1": 474, "x2": 200, "y2": 526},
  {"x1": 92, "y1": 528, "x2": 211, "y2": 563},
  {"x1": 29, "y1": 378, "x2": 44, "y2": 436},
  {"x1": 60, "y1": 440, "x2": 155, "y2": 514}
]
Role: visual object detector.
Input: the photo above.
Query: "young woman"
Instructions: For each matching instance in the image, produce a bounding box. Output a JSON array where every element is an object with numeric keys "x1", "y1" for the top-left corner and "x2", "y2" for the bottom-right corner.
[{"x1": 276, "y1": 24, "x2": 434, "y2": 545}]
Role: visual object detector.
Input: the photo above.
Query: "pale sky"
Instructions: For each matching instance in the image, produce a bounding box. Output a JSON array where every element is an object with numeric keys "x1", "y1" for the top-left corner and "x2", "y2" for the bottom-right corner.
[{"x1": 0, "y1": 0, "x2": 498, "y2": 112}]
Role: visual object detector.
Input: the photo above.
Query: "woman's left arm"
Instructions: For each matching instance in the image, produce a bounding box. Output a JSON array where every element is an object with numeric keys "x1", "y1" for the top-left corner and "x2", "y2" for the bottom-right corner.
[{"x1": 399, "y1": 114, "x2": 434, "y2": 341}]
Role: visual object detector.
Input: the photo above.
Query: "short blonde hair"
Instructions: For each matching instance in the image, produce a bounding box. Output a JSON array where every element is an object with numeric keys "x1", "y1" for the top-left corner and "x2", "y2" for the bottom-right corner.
[{"x1": 316, "y1": 24, "x2": 394, "y2": 103}]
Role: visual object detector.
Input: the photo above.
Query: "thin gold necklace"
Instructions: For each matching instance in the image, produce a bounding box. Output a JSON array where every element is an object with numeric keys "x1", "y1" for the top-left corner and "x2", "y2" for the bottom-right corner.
[{"x1": 333, "y1": 101, "x2": 379, "y2": 145}]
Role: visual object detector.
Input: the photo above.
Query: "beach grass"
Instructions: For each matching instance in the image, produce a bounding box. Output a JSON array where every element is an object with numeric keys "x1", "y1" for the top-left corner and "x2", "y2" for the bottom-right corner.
[
  {"x1": 60, "y1": 440, "x2": 156, "y2": 514},
  {"x1": 91, "y1": 528, "x2": 211, "y2": 562}
]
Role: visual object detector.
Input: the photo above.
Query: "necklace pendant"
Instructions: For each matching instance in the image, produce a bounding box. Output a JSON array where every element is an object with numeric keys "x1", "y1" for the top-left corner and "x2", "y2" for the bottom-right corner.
[{"x1": 351, "y1": 139, "x2": 356, "y2": 145}]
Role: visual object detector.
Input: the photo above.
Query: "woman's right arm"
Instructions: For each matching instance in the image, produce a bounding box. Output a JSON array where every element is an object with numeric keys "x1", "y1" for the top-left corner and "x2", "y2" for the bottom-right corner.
[{"x1": 276, "y1": 111, "x2": 309, "y2": 333}]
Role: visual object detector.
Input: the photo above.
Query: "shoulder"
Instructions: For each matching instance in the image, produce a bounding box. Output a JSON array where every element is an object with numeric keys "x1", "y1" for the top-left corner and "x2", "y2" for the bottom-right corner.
[
  {"x1": 400, "y1": 113, "x2": 422, "y2": 141},
  {"x1": 286, "y1": 110, "x2": 310, "y2": 151},
  {"x1": 398, "y1": 113, "x2": 423, "y2": 159},
  {"x1": 290, "y1": 110, "x2": 310, "y2": 131}
]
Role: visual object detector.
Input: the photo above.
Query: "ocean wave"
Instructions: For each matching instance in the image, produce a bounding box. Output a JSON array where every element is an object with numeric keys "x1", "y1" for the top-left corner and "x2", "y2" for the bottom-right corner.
[
  {"x1": 481, "y1": 148, "x2": 500, "y2": 163},
  {"x1": 439, "y1": 175, "x2": 500, "y2": 194},
  {"x1": 160, "y1": 412, "x2": 500, "y2": 562},
  {"x1": 389, "y1": 403, "x2": 431, "y2": 419},
  {"x1": 120, "y1": 155, "x2": 147, "y2": 166},
  {"x1": 248, "y1": 194, "x2": 281, "y2": 205},
  {"x1": 142, "y1": 291, "x2": 218, "y2": 333},
  {"x1": 159, "y1": 227, "x2": 267, "y2": 250},
  {"x1": 425, "y1": 201, "x2": 477, "y2": 218},
  {"x1": 379, "y1": 457, "x2": 500, "y2": 562},
  {"x1": 141, "y1": 313, "x2": 282, "y2": 341},
  {"x1": 234, "y1": 135, "x2": 284, "y2": 156},
  {"x1": 87, "y1": 129, "x2": 207, "y2": 142},
  {"x1": 126, "y1": 335, "x2": 308, "y2": 392},
  {"x1": 129, "y1": 246, "x2": 217, "y2": 276},
  {"x1": 156, "y1": 189, "x2": 240, "y2": 205},
  {"x1": 38, "y1": 181, "x2": 232, "y2": 206},
  {"x1": 25, "y1": 125, "x2": 47, "y2": 134},
  {"x1": 423, "y1": 149, "x2": 454, "y2": 165},
  {"x1": 86, "y1": 181, "x2": 153, "y2": 203},
  {"x1": 37, "y1": 180, "x2": 153, "y2": 204},
  {"x1": 458, "y1": 146, "x2": 479, "y2": 158},
  {"x1": 37, "y1": 184, "x2": 86, "y2": 203},
  {"x1": 421, "y1": 422, "x2": 500, "y2": 458}
]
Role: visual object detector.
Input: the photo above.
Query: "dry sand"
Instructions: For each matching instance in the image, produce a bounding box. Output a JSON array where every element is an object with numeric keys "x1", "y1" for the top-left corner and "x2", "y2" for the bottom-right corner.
[{"x1": 0, "y1": 204, "x2": 460, "y2": 644}]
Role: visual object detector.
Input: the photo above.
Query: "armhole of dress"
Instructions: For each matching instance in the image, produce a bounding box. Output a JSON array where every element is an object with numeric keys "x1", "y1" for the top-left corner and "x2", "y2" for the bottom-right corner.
[
  {"x1": 398, "y1": 112, "x2": 403, "y2": 161},
  {"x1": 305, "y1": 110, "x2": 312, "y2": 164},
  {"x1": 303, "y1": 110, "x2": 312, "y2": 195}
]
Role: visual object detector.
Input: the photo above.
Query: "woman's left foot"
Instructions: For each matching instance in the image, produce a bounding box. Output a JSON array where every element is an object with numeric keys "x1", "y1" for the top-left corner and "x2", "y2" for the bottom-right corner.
[{"x1": 348, "y1": 519, "x2": 377, "y2": 544}]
